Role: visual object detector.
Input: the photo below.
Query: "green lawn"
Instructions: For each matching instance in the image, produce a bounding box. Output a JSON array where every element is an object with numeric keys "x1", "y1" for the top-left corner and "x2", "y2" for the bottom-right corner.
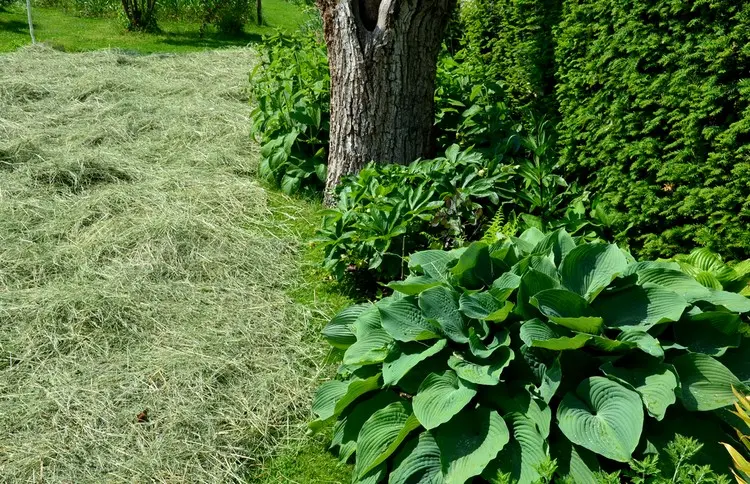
[
  {"x1": 0, "y1": 43, "x2": 346, "y2": 482},
  {"x1": 0, "y1": 1, "x2": 310, "y2": 53}
]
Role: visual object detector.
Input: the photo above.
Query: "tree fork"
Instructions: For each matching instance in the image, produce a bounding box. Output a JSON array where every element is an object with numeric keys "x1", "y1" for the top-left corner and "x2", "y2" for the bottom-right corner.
[{"x1": 317, "y1": 0, "x2": 456, "y2": 204}]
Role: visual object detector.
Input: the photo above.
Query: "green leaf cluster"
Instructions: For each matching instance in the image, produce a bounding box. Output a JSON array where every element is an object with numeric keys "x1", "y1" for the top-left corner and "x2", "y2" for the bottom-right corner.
[
  {"x1": 555, "y1": 0, "x2": 750, "y2": 260},
  {"x1": 249, "y1": 32, "x2": 330, "y2": 194},
  {"x1": 312, "y1": 229, "x2": 750, "y2": 483},
  {"x1": 315, "y1": 145, "x2": 607, "y2": 286}
]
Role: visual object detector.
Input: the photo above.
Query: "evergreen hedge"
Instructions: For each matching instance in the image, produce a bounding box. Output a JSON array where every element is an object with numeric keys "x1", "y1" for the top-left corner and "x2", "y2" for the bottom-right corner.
[
  {"x1": 555, "y1": 0, "x2": 750, "y2": 260},
  {"x1": 459, "y1": 0, "x2": 561, "y2": 119}
]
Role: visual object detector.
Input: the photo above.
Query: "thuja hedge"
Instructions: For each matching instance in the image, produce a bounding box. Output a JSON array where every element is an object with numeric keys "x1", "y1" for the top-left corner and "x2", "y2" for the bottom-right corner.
[
  {"x1": 555, "y1": 0, "x2": 750, "y2": 260},
  {"x1": 459, "y1": 0, "x2": 561, "y2": 120}
]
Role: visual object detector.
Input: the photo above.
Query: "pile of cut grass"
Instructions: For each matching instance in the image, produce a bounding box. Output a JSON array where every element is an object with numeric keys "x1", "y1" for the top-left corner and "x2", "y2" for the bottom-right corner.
[{"x1": 0, "y1": 45, "x2": 340, "y2": 482}]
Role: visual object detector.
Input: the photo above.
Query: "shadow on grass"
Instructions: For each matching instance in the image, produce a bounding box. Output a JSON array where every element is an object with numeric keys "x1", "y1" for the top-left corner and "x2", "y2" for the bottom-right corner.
[
  {"x1": 0, "y1": 19, "x2": 31, "y2": 35},
  {"x1": 157, "y1": 30, "x2": 263, "y2": 49}
]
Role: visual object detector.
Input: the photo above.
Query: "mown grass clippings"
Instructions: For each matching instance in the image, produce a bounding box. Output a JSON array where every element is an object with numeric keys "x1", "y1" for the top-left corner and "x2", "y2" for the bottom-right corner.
[{"x1": 0, "y1": 45, "x2": 341, "y2": 482}]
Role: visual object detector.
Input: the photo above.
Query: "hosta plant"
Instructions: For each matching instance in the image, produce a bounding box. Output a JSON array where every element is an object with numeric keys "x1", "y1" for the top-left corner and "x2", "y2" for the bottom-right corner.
[
  {"x1": 311, "y1": 229, "x2": 750, "y2": 483},
  {"x1": 723, "y1": 386, "x2": 750, "y2": 483}
]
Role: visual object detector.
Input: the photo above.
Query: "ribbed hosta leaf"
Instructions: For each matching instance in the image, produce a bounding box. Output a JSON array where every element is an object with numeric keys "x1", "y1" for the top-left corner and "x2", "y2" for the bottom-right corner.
[
  {"x1": 490, "y1": 272, "x2": 522, "y2": 301},
  {"x1": 452, "y1": 242, "x2": 494, "y2": 288},
  {"x1": 698, "y1": 290, "x2": 750, "y2": 313},
  {"x1": 553, "y1": 440, "x2": 600, "y2": 484},
  {"x1": 383, "y1": 340, "x2": 448, "y2": 386},
  {"x1": 468, "y1": 329, "x2": 510, "y2": 359},
  {"x1": 636, "y1": 268, "x2": 711, "y2": 300},
  {"x1": 310, "y1": 372, "x2": 381, "y2": 430},
  {"x1": 344, "y1": 306, "x2": 393, "y2": 365},
  {"x1": 617, "y1": 330, "x2": 664, "y2": 359},
  {"x1": 557, "y1": 376, "x2": 644, "y2": 462},
  {"x1": 672, "y1": 353, "x2": 743, "y2": 411},
  {"x1": 355, "y1": 401, "x2": 421, "y2": 478},
  {"x1": 409, "y1": 249, "x2": 465, "y2": 280},
  {"x1": 517, "y1": 269, "x2": 560, "y2": 318},
  {"x1": 531, "y1": 289, "x2": 604, "y2": 334},
  {"x1": 520, "y1": 318, "x2": 592, "y2": 351},
  {"x1": 560, "y1": 243, "x2": 628, "y2": 301},
  {"x1": 356, "y1": 463, "x2": 387, "y2": 484},
  {"x1": 601, "y1": 361, "x2": 678, "y2": 421},
  {"x1": 435, "y1": 408, "x2": 510, "y2": 483},
  {"x1": 447, "y1": 347, "x2": 514, "y2": 385},
  {"x1": 379, "y1": 297, "x2": 441, "y2": 342},
  {"x1": 323, "y1": 304, "x2": 367, "y2": 349},
  {"x1": 388, "y1": 275, "x2": 442, "y2": 296},
  {"x1": 592, "y1": 284, "x2": 687, "y2": 330},
  {"x1": 533, "y1": 333, "x2": 591, "y2": 351},
  {"x1": 459, "y1": 292, "x2": 513, "y2": 322},
  {"x1": 332, "y1": 390, "x2": 400, "y2": 462},
  {"x1": 482, "y1": 412, "x2": 548, "y2": 484},
  {"x1": 389, "y1": 432, "x2": 442, "y2": 484},
  {"x1": 531, "y1": 228, "x2": 576, "y2": 266},
  {"x1": 673, "y1": 311, "x2": 741, "y2": 356},
  {"x1": 419, "y1": 286, "x2": 468, "y2": 343},
  {"x1": 413, "y1": 370, "x2": 477, "y2": 430}
]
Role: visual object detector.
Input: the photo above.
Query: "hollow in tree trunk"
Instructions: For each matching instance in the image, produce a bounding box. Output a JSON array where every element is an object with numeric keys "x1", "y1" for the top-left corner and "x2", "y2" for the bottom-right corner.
[{"x1": 317, "y1": 0, "x2": 456, "y2": 204}]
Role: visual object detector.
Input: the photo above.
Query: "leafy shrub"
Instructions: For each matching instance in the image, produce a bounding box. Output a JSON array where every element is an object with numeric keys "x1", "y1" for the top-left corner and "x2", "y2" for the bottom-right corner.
[
  {"x1": 311, "y1": 229, "x2": 749, "y2": 483},
  {"x1": 556, "y1": 0, "x2": 750, "y2": 260},
  {"x1": 723, "y1": 386, "x2": 750, "y2": 484},
  {"x1": 198, "y1": 0, "x2": 251, "y2": 35},
  {"x1": 315, "y1": 146, "x2": 516, "y2": 284},
  {"x1": 249, "y1": 32, "x2": 329, "y2": 194},
  {"x1": 316, "y1": 133, "x2": 610, "y2": 285}
]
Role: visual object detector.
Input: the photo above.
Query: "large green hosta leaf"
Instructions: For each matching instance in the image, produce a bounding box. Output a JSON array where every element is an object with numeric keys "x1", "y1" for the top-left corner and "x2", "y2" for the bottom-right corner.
[
  {"x1": 447, "y1": 348, "x2": 514, "y2": 386},
  {"x1": 332, "y1": 390, "x2": 401, "y2": 462},
  {"x1": 560, "y1": 243, "x2": 628, "y2": 301},
  {"x1": 552, "y1": 440, "x2": 600, "y2": 484},
  {"x1": 636, "y1": 268, "x2": 712, "y2": 300},
  {"x1": 519, "y1": 318, "x2": 591, "y2": 351},
  {"x1": 617, "y1": 330, "x2": 664, "y2": 359},
  {"x1": 468, "y1": 329, "x2": 510, "y2": 359},
  {"x1": 388, "y1": 274, "x2": 443, "y2": 296},
  {"x1": 413, "y1": 371, "x2": 477, "y2": 430},
  {"x1": 344, "y1": 305, "x2": 394, "y2": 365},
  {"x1": 409, "y1": 249, "x2": 465, "y2": 280},
  {"x1": 592, "y1": 284, "x2": 687, "y2": 330},
  {"x1": 516, "y1": 269, "x2": 560, "y2": 318},
  {"x1": 390, "y1": 432, "x2": 443, "y2": 484},
  {"x1": 355, "y1": 401, "x2": 421, "y2": 479},
  {"x1": 482, "y1": 412, "x2": 549, "y2": 484},
  {"x1": 383, "y1": 340, "x2": 448, "y2": 386},
  {"x1": 323, "y1": 304, "x2": 367, "y2": 349},
  {"x1": 435, "y1": 408, "x2": 510, "y2": 483},
  {"x1": 557, "y1": 376, "x2": 644, "y2": 462},
  {"x1": 531, "y1": 289, "x2": 604, "y2": 334},
  {"x1": 310, "y1": 372, "x2": 382, "y2": 430},
  {"x1": 459, "y1": 292, "x2": 514, "y2": 322},
  {"x1": 673, "y1": 311, "x2": 742, "y2": 356},
  {"x1": 601, "y1": 361, "x2": 678, "y2": 421},
  {"x1": 379, "y1": 297, "x2": 441, "y2": 342},
  {"x1": 531, "y1": 228, "x2": 576, "y2": 266},
  {"x1": 672, "y1": 353, "x2": 743, "y2": 411},
  {"x1": 419, "y1": 286, "x2": 469, "y2": 343},
  {"x1": 452, "y1": 242, "x2": 495, "y2": 289}
]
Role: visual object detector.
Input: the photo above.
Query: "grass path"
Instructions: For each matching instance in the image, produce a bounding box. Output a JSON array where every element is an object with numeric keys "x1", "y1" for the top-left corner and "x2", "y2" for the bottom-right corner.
[
  {"x1": 0, "y1": 45, "x2": 346, "y2": 482},
  {"x1": 0, "y1": 3, "x2": 311, "y2": 53}
]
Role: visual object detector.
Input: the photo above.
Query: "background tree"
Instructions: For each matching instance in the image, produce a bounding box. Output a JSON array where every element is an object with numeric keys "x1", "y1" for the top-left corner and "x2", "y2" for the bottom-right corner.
[
  {"x1": 121, "y1": 0, "x2": 158, "y2": 31},
  {"x1": 316, "y1": 0, "x2": 456, "y2": 203}
]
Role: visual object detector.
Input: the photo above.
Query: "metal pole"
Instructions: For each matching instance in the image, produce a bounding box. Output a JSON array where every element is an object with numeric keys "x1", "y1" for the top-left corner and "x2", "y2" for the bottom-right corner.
[{"x1": 25, "y1": 0, "x2": 36, "y2": 44}]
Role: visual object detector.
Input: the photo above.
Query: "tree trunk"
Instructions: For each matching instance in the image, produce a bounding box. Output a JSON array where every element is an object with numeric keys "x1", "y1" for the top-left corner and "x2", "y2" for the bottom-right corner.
[
  {"x1": 256, "y1": 0, "x2": 262, "y2": 25},
  {"x1": 317, "y1": 0, "x2": 456, "y2": 204}
]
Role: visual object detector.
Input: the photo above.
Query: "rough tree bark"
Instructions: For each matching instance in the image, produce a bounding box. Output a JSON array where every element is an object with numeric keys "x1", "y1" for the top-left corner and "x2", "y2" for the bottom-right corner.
[{"x1": 317, "y1": 0, "x2": 456, "y2": 204}]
